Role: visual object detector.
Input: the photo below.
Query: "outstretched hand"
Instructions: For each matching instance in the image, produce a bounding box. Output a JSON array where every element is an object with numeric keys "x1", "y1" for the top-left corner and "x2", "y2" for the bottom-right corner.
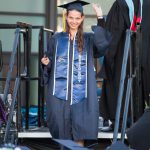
[{"x1": 92, "y1": 3, "x2": 103, "y2": 18}]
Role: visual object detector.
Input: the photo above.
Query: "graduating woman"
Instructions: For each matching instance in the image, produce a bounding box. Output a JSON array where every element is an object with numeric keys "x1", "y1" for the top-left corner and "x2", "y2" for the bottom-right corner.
[{"x1": 41, "y1": 0, "x2": 111, "y2": 147}]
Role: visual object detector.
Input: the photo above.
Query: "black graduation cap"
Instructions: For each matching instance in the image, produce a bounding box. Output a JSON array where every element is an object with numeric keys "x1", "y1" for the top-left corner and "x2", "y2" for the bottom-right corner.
[{"x1": 58, "y1": 0, "x2": 90, "y2": 13}]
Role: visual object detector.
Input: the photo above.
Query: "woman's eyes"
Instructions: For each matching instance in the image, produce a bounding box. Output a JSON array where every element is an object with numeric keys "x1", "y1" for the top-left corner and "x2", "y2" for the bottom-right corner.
[{"x1": 69, "y1": 17, "x2": 81, "y2": 20}]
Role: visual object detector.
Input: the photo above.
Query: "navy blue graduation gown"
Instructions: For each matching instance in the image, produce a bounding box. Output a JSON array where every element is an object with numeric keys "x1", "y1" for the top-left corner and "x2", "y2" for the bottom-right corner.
[{"x1": 42, "y1": 25, "x2": 111, "y2": 140}]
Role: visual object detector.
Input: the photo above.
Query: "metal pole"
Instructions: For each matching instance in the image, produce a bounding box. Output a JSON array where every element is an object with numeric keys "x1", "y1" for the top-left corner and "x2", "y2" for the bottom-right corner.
[
  {"x1": 25, "y1": 26, "x2": 32, "y2": 130},
  {"x1": 3, "y1": 28, "x2": 20, "y2": 104},
  {"x1": 4, "y1": 77, "x2": 21, "y2": 143},
  {"x1": 38, "y1": 28, "x2": 44, "y2": 126},
  {"x1": 113, "y1": 29, "x2": 131, "y2": 143},
  {"x1": 121, "y1": 78, "x2": 133, "y2": 142},
  {"x1": 45, "y1": 0, "x2": 57, "y2": 31}
]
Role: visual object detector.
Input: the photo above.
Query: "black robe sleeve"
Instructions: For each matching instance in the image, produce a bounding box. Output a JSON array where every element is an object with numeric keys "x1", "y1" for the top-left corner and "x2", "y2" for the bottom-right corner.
[
  {"x1": 42, "y1": 36, "x2": 55, "y2": 85},
  {"x1": 91, "y1": 24, "x2": 112, "y2": 58},
  {"x1": 97, "y1": 18, "x2": 105, "y2": 27}
]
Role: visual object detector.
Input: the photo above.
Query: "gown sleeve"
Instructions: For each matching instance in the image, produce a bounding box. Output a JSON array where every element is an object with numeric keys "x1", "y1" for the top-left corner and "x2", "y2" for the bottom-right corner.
[
  {"x1": 97, "y1": 18, "x2": 105, "y2": 27},
  {"x1": 41, "y1": 36, "x2": 55, "y2": 85},
  {"x1": 91, "y1": 19, "x2": 112, "y2": 58}
]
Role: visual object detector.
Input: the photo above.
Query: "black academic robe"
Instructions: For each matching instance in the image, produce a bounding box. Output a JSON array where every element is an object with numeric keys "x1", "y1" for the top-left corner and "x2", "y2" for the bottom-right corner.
[
  {"x1": 126, "y1": 1, "x2": 150, "y2": 147},
  {"x1": 99, "y1": 0, "x2": 145, "y2": 124},
  {"x1": 141, "y1": 0, "x2": 150, "y2": 106},
  {"x1": 99, "y1": 0, "x2": 131, "y2": 121},
  {"x1": 126, "y1": 2, "x2": 150, "y2": 148}
]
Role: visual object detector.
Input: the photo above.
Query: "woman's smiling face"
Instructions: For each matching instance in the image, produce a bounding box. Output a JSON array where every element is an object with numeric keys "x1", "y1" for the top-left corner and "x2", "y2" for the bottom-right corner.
[{"x1": 66, "y1": 10, "x2": 84, "y2": 31}]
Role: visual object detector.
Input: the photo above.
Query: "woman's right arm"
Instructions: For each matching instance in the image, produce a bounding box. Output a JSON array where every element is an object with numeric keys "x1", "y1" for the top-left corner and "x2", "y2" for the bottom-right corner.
[{"x1": 41, "y1": 36, "x2": 54, "y2": 85}]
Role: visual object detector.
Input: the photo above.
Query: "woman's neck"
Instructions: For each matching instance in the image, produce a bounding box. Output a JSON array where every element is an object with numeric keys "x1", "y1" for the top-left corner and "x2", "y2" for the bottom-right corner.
[{"x1": 69, "y1": 29, "x2": 77, "y2": 40}]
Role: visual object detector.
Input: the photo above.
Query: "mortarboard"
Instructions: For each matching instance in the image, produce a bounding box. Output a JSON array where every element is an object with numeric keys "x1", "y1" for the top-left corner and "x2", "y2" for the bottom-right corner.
[{"x1": 58, "y1": 0, "x2": 90, "y2": 13}]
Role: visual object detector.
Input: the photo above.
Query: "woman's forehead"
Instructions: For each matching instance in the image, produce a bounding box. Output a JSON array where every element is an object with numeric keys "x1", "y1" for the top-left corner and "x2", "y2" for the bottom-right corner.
[{"x1": 67, "y1": 10, "x2": 82, "y2": 17}]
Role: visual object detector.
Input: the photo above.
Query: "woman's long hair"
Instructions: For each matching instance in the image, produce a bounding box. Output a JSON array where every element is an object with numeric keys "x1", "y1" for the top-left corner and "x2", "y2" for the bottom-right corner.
[{"x1": 65, "y1": 11, "x2": 84, "y2": 53}]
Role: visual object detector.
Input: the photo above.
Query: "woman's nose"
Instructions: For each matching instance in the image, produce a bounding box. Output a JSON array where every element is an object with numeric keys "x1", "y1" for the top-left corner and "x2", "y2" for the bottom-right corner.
[{"x1": 72, "y1": 18, "x2": 76, "y2": 23}]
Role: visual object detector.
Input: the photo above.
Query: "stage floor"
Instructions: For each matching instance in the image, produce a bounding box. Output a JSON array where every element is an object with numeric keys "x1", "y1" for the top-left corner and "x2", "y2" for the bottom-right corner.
[
  {"x1": 0, "y1": 127, "x2": 128, "y2": 150},
  {"x1": 18, "y1": 126, "x2": 126, "y2": 139}
]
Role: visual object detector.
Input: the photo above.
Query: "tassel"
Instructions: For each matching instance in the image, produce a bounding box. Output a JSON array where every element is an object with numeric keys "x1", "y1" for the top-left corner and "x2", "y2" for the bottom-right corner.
[{"x1": 62, "y1": 9, "x2": 66, "y2": 32}]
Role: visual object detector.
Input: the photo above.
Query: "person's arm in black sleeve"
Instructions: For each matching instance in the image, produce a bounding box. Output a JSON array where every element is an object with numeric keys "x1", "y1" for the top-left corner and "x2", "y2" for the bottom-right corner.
[
  {"x1": 92, "y1": 3, "x2": 111, "y2": 57},
  {"x1": 92, "y1": 25, "x2": 112, "y2": 57},
  {"x1": 41, "y1": 36, "x2": 54, "y2": 85}
]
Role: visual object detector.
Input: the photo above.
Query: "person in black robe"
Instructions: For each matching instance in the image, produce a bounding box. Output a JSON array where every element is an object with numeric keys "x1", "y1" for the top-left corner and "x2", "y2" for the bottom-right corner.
[
  {"x1": 99, "y1": 0, "x2": 131, "y2": 130},
  {"x1": 126, "y1": 0, "x2": 150, "y2": 149},
  {"x1": 41, "y1": 1, "x2": 111, "y2": 148},
  {"x1": 99, "y1": 0, "x2": 144, "y2": 130},
  {"x1": 141, "y1": 0, "x2": 150, "y2": 106}
]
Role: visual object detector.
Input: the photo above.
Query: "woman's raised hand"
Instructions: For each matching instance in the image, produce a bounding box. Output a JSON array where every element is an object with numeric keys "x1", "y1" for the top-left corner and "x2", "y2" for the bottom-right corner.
[{"x1": 92, "y1": 3, "x2": 103, "y2": 19}]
